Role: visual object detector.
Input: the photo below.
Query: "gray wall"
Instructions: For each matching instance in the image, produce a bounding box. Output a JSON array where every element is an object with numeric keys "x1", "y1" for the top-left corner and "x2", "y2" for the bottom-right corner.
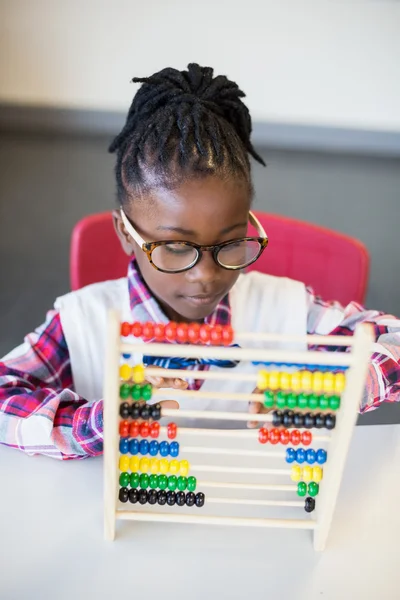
[{"x1": 0, "y1": 126, "x2": 399, "y2": 424}]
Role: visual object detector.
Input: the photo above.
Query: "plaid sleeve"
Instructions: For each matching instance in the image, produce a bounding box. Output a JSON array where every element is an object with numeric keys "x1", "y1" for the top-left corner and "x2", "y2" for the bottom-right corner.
[
  {"x1": 0, "y1": 310, "x2": 103, "y2": 459},
  {"x1": 306, "y1": 288, "x2": 400, "y2": 413}
]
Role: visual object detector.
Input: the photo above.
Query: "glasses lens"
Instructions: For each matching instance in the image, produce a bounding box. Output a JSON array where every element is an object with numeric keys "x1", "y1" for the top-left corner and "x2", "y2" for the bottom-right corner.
[
  {"x1": 217, "y1": 240, "x2": 262, "y2": 268},
  {"x1": 151, "y1": 243, "x2": 199, "y2": 272}
]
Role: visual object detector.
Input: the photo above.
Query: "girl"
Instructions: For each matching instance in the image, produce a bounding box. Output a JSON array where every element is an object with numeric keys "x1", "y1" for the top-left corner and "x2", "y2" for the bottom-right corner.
[{"x1": 0, "y1": 63, "x2": 399, "y2": 460}]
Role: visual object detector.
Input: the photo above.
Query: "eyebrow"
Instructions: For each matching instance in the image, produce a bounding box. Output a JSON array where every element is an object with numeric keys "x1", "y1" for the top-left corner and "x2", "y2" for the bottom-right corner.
[{"x1": 155, "y1": 222, "x2": 248, "y2": 236}]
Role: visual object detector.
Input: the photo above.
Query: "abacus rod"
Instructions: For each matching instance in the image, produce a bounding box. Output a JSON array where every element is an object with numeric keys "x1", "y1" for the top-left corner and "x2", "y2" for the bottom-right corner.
[
  {"x1": 197, "y1": 480, "x2": 298, "y2": 492},
  {"x1": 180, "y1": 445, "x2": 286, "y2": 458},
  {"x1": 234, "y1": 331, "x2": 354, "y2": 347},
  {"x1": 161, "y1": 408, "x2": 274, "y2": 422},
  {"x1": 207, "y1": 497, "x2": 304, "y2": 508},
  {"x1": 159, "y1": 426, "x2": 331, "y2": 443},
  {"x1": 191, "y1": 464, "x2": 292, "y2": 475},
  {"x1": 116, "y1": 512, "x2": 316, "y2": 529}
]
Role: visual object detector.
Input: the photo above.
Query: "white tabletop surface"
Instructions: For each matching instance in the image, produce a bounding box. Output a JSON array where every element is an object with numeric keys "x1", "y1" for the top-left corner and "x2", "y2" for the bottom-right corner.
[{"x1": 1, "y1": 424, "x2": 399, "y2": 600}]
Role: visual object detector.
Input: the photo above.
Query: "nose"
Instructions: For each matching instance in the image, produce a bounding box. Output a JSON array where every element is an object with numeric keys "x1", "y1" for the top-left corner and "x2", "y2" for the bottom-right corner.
[{"x1": 184, "y1": 249, "x2": 222, "y2": 286}]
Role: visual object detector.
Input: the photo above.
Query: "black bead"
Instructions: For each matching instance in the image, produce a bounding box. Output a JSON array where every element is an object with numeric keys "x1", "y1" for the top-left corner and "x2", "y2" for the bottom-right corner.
[
  {"x1": 129, "y1": 488, "x2": 139, "y2": 504},
  {"x1": 119, "y1": 403, "x2": 130, "y2": 419},
  {"x1": 148, "y1": 489, "x2": 158, "y2": 505},
  {"x1": 305, "y1": 497, "x2": 316, "y2": 513},
  {"x1": 324, "y1": 414, "x2": 336, "y2": 430},
  {"x1": 140, "y1": 405, "x2": 151, "y2": 420},
  {"x1": 150, "y1": 403, "x2": 162, "y2": 421},
  {"x1": 138, "y1": 489, "x2": 148, "y2": 505},
  {"x1": 166, "y1": 491, "x2": 176, "y2": 506},
  {"x1": 315, "y1": 413, "x2": 325, "y2": 428},
  {"x1": 130, "y1": 403, "x2": 141, "y2": 419},
  {"x1": 293, "y1": 413, "x2": 304, "y2": 428},
  {"x1": 272, "y1": 410, "x2": 283, "y2": 427},
  {"x1": 118, "y1": 487, "x2": 129, "y2": 503},
  {"x1": 186, "y1": 492, "x2": 196, "y2": 507},
  {"x1": 176, "y1": 491, "x2": 186, "y2": 506},
  {"x1": 282, "y1": 410, "x2": 294, "y2": 428},
  {"x1": 157, "y1": 490, "x2": 167, "y2": 505},
  {"x1": 195, "y1": 492, "x2": 205, "y2": 508},
  {"x1": 304, "y1": 413, "x2": 315, "y2": 429}
]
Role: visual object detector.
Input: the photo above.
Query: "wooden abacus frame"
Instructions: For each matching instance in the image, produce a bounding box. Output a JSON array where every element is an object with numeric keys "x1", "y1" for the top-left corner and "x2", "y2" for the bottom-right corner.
[{"x1": 103, "y1": 311, "x2": 373, "y2": 550}]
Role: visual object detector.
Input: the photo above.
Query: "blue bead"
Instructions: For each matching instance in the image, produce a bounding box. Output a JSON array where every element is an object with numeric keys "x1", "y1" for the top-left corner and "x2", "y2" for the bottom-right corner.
[
  {"x1": 129, "y1": 439, "x2": 139, "y2": 455},
  {"x1": 149, "y1": 440, "x2": 159, "y2": 456},
  {"x1": 306, "y1": 449, "x2": 316, "y2": 464},
  {"x1": 122, "y1": 353, "x2": 131, "y2": 359},
  {"x1": 139, "y1": 439, "x2": 149, "y2": 455},
  {"x1": 296, "y1": 448, "x2": 306, "y2": 464},
  {"x1": 316, "y1": 449, "x2": 327, "y2": 464},
  {"x1": 159, "y1": 441, "x2": 170, "y2": 457},
  {"x1": 119, "y1": 438, "x2": 129, "y2": 454},
  {"x1": 169, "y1": 442, "x2": 180, "y2": 457},
  {"x1": 285, "y1": 448, "x2": 296, "y2": 463}
]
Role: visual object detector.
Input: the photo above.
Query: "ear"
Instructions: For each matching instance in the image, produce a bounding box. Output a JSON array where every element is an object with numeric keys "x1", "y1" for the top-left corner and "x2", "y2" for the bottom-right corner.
[{"x1": 112, "y1": 209, "x2": 135, "y2": 256}]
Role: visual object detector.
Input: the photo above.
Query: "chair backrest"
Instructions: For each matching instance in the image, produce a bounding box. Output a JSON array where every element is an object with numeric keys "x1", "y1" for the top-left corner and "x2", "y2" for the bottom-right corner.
[{"x1": 70, "y1": 211, "x2": 369, "y2": 306}]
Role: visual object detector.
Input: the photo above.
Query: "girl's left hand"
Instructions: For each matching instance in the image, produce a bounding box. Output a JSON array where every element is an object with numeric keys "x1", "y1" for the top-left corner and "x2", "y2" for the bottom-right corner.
[{"x1": 247, "y1": 388, "x2": 271, "y2": 428}]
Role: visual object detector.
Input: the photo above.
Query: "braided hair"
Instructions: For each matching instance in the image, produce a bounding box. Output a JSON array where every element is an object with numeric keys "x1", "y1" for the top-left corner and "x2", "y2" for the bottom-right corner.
[{"x1": 109, "y1": 63, "x2": 265, "y2": 204}]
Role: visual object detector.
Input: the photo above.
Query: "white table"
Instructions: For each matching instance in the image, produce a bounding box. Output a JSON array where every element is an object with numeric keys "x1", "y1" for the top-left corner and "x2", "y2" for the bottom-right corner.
[{"x1": 1, "y1": 425, "x2": 399, "y2": 600}]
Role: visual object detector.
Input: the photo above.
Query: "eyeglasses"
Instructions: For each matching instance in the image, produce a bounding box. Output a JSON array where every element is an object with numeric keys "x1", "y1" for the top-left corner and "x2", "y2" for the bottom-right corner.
[{"x1": 120, "y1": 209, "x2": 268, "y2": 274}]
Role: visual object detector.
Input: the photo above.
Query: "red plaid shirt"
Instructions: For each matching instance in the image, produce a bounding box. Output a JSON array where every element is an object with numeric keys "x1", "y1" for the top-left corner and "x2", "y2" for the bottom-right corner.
[{"x1": 0, "y1": 259, "x2": 399, "y2": 460}]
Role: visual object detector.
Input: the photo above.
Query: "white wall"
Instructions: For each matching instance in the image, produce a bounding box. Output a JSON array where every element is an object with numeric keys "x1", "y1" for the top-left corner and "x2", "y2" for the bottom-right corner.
[{"x1": 0, "y1": 0, "x2": 399, "y2": 131}]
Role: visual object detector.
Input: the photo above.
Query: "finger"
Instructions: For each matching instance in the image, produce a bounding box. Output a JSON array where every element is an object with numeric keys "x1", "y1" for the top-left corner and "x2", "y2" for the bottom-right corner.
[
  {"x1": 145, "y1": 375, "x2": 165, "y2": 387},
  {"x1": 247, "y1": 400, "x2": 261, "y2": 429},
  {"x1": 159, "y1": 400, "x2": 180, "y2": 410}
]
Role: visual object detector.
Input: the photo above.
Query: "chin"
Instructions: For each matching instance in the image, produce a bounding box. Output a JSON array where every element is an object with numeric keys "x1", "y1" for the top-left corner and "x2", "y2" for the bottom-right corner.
[{"x1": 174, "y1": 298, "x2": 221, "y2": 322}]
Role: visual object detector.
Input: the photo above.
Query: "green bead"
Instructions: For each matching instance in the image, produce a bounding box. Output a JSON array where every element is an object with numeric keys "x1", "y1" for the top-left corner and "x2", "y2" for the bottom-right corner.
[
  {"x1": 168, "y1": 475, "x2": 178, "y2": 491},
  {"x1": 119, "y1": 472, "x2": 130, "y2": 487},
  {"x1": 177, "y1": 476, "x2": 187, "y2": 491},
  {"x1": 308, "y1": 394, "x2": 319, "y2": 410},
  {"x1": 141, "y1": 383, "x2": 152, "y2": 401},
  {"x1": 263, "y1": 390, "x2": 275, "y2": 408},
  {"x1": 130, "y1": 472, "x2": 140, "y2": 488},
  {"x1": 329, "y1": 395, "x2": 341, "y2": 410},
  {"x1": 120, "y1": 383, "x2": 131, "y2": 399},
  {"x1": 158, "y1": 474, "x2": 168, "y2": 490},
  {"x1": 187, "y1": 476, "x2": 197, "y2": 492},
  {"x1": 131, "y1": 384, "x2": 142, "y2": 401},
  {"x1": 308, "y1": 482, "x2": 319, "y2": 497},
  {"x1": 297, "y1": 482, "x2": 307, "y2": 497},
  {"x1": 149, "y1": 474, "x2": 158, "y2": 489},
  {"x1": 297, "y1": 393, "x2": 309, "y2": 409},
  {"x1": 276, "y1": 391, "x2": 287, "y2": 409},
  {"x1": 286, "y1": 393, "x2": 298, "y2": 409},
  {"x1": 139, "y1": 473, "x2": 149, "y2": 489},
  {"x1": 318, "y1": 394, "x2": 329, "y2": 410}
]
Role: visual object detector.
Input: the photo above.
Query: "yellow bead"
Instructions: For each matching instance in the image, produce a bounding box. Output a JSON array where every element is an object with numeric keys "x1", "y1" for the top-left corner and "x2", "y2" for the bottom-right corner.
[
  {"x1": 129, "y1": 456, "x2": 140, "y2": 472},
  {"x1": 179, "y1": 460, "x2": 190, "y2": 477},
  {"x1": 132, "y1": 364, "x2": 145, "y2": 384},
  {"x1": 268, "y1": 371, "x2": 280, "y2": 391},
  {"x1": 119, "y1": 455, "x2": 130, "y2": 471},
  {"x1": 322, "y1": 372, "x2": 335, "y2": 393},
  {"x1": 160, "y1": 458, "x2": 170, "y2": 474},
  {"x1": 139, "y1": 457, "x2": 150, "y2": 472},
  {"x1": 312, "y1": 371, "x2": 324, "y2": 393},
  {"x1": 290, "y1": 372, "x2": 302, "y2": 391},
  {"x1": 291, "y1": 465, "x2": 302, "y2": 482},
  {"x1": 257, "y1": 370, "x2": 269, "y2": 391},
  {"x1": 119, "y1": 363, "x2": 132, "y2": 381},
  {"x1": 149, "y1": 458, "x2": 160, "y2": 474},
  {"x1": 335, "y1": 372, "x2": 346, "y2": 394},
  {"x1": 302, "y1": 466, "x2": 313, "y2": 482},
  {"x1": 280, "y1": 372, "x2": 291, "y2": 391},
  {"x1": 300, "y1": 370, "x2": 313, "y2": 391},
  {"x1": 313, "y1": 467, "x2": 323, "y2": 482},
  {"x1": 169, "y1": 459, "x2": 180, "y2": 474}
]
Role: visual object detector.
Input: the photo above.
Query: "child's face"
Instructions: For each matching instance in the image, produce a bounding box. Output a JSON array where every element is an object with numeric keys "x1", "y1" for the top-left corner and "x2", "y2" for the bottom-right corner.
[{"x1": 115, "y1": 175, "x2": 252, "y2": 322}]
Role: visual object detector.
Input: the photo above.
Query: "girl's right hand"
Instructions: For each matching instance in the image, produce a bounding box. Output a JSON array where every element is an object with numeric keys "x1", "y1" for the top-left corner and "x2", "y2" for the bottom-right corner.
[{"x1": 145, "y1": 368, "x2": 188, "y2": 391}]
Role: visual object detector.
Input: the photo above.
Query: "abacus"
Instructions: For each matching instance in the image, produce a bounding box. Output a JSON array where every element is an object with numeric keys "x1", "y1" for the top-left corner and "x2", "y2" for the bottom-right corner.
[{"x1": 103, "y1": 314, "x2": 373, "y2": 550}]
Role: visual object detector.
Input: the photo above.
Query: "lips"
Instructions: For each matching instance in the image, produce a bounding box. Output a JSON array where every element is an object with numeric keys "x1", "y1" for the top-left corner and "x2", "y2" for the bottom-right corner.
[{"x1": 182, "y1": 293, "x2": 222, "y2": 306}]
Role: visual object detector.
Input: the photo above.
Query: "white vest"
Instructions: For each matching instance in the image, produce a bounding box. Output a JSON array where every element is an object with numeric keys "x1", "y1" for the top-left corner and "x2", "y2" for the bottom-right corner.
[{"x1": 55, "y1": 272, "x2": 308, "y2": 428}]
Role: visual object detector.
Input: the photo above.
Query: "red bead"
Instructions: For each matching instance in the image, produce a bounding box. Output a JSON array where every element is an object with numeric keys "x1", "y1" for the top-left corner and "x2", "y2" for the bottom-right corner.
[
  {"x1": 131, "y1": 322, "x2": 142, "y2": 337},
  {"x1": 301, "y1": 431, "x2": 312, "y2": 446},
  {"x1": 142, "y1": 321, "x2": 154, "y2": 340},
  {"x1": 129, "y1": 421, "x2": 140, "y2": 437},
  {"x1": 153, "y1": 323, "x2": 165, "y2": 341},
  {"x1": 222, "y1": 326, "x2": 234, "y2": 346},
  {"x1": 290, "y1": 430, "x2": 301, "y2": 445},
  {"x1": 119, "y1": 420, "x2": 129, "y2": 437},
  {"x1": 187, "y1": 323, "x2": 201, "y2": 344},
  {"x1": 199, "y1": 324, "x2": 211, "y2": 343},
  {"x1": 139, "y1": 422, "x2": 150, "y2": 438},
  {"x1": 165, "y1": 322, "x2": 178, "y2": 342},
  {"x1": 149, "y1": 422, "x2": 160, "y2": 438},
  {"x1": 167, "y1": 422, "x2": 177, "y2": 440},
  {"x1": 258, "y1": 428, "x2": 269, "y2": 444},
  {"x1": 176, "y1": 323, "x2": 188, "y2": 343},
  {"x1": 269, "y1": 428, "x2": 280, "y2": 444},
  {"x1": 280, "y1": 429, "x2": 290, "y2": 445},
  {"x1": 210, "y1": 325, "x2": 223, "y2": 345},
  {"x1": 121, "y1": 322, "x2": 131, "y2": 337}
]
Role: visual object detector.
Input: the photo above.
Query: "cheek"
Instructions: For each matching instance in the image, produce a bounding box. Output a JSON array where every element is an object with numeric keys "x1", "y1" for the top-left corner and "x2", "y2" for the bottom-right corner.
[{"x1": 134, "y1": 252, "x2": 181, "y2": 297}]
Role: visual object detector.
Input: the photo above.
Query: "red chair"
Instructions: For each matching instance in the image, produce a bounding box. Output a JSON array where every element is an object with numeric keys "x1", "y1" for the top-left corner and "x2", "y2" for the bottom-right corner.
[{"x1": 70, "y1": 211, "x2": 369, "y2": 306}]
